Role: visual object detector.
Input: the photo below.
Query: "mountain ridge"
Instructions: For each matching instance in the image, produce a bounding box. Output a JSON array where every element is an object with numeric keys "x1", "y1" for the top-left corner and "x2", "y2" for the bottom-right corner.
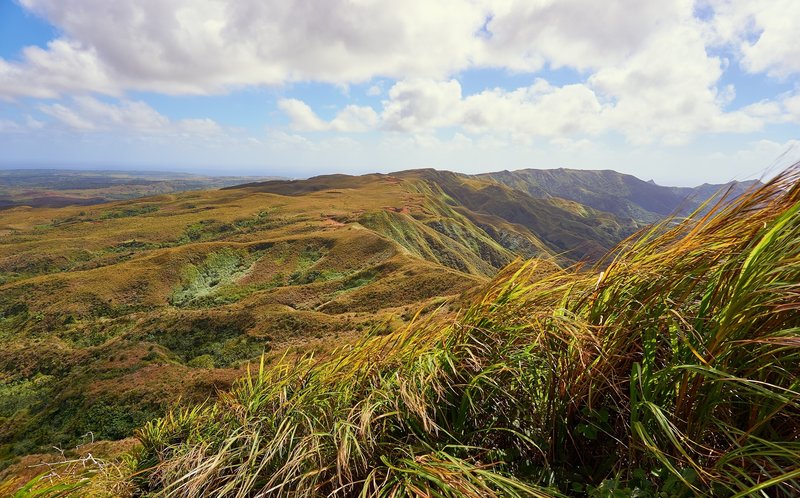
[{"x1": 476, "y1": 167, "x2": 759, "y2": 222}]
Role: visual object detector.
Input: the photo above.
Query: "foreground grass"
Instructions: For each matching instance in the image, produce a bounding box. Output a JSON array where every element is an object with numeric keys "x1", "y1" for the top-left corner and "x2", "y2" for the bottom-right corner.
[{"x1": 28, "y1": 169, "x2": 800, "y2": 496}]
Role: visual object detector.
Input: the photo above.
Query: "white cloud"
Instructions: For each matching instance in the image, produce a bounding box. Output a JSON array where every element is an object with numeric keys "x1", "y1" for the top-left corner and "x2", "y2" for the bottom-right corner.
[
  {"x1": 282, "y1": 67, "x2": 764, "y2": 144},
  {"x1": 0, "y1": 39, "x2": 117, "y2": 99},
  {"x1": 37, "y1": 96, "x2": 226, "y2": 137},
  {"x1": 330, "y1": 105, "x2": 379, "y2": 132},
  {"x1": 8, "y1": 0, "x2": 486, "y2": 97},
  {"x1": 279, "y1": 99, "x2": 377, "y2": 132},
  {"x1": 734, "y1": 91, "x2": 800, "y2": 125},
  {"x1": 782, "y1": 93, "x2": 800, "y2": 122},
  {"x1": 258, "y1": 0, "x2": 791, "y2": 144},
  {"x1": 477, "y1": 0, "x2": 688, "y2": 72},
  {"x1": 588, "y1": 21, "x2": 762, "y2": 144},
  {"x1": 707, "y1": 0, "x2": 800, "y2": 78},
  {"x1": 381, "y1": 79, "x2": 463, "y2": 132},
  {"x1": 278, "y1": 99, "x2": 328, "y2": 131},
  {"x1": 0, "y1": 0, "x2": 797, "y2": 158},
  {"x1": 459, "y1": 80, "x2": 607, "y2": 138},
  {"x1": 5, "y1": 0, "x2": 795, "y2": 96},
  {"x1": 38, "y1": 102, "x2": 98, "y2": 130}
]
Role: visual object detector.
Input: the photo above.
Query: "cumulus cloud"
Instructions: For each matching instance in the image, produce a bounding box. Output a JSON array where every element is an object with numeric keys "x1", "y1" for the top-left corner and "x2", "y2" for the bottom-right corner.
[
  {"x1": 780, "y1": 93, "x2": 800, "y2": 122},
  {"x1": 271, "y1": 0, "x2": 799, "y2": 145},
  {"x1": 476, "y1": 0, "x2": 687, "y2": 71},
  {"x1": 0, "y1": 39, "x2": 117, "y2": 99},
  {"x1": 37, "y1": 96, "x2": 225, "y2": 136},
  {"x1": 7, "y1": 0, "x2": 485, "y2": 97},
  {"x1": 1, "y1": 0, "x2": 798, "y2": 149},
  {"x1": 3, "y1": 0, "x2": 795, "y2": 97},
  {"x1": 589, "y1": 21, "x2": 764, "y2": 144},
  {"x1": 278, "y1": 99, "x2": 328, "y2": 132},
  {"x1": 282, "y1": 70, "x2": 765, "y2": 144},
  {"x1": 707, "y1": 0, "x2": 800, "y2": 78},
  {"x1": 381, "y1": 79, "x2": 464, "y2": 132},
  {"x1": 279, "y1": 99, "x2": 378, "y2": 132}
]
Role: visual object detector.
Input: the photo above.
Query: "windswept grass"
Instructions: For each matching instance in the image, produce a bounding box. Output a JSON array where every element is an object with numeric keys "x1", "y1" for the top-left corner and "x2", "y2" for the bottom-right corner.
[{"x1": 65, "y1": 169, "x2": 800, "y2": 495}]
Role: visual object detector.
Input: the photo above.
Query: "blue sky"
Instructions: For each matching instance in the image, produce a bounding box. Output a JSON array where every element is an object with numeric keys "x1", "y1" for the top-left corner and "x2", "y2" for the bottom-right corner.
[{"x1": 1, "y1": 0, "x2": 799, "y2": 185}]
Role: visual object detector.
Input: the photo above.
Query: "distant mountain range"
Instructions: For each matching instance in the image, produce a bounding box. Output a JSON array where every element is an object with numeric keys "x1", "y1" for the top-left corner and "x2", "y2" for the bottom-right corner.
[{"x1": 479, "y1": 168, "x2": 759, "y2": 223}]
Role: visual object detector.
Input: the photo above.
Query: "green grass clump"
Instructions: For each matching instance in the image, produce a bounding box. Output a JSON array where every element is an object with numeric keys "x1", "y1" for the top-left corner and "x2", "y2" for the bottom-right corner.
[
  {"x1": 0, "y1": 374, "x2": 54, "y2": 419},
  {"x1": 100, "y1": 205, "x2": 160, "y2": 219},
  {"x1": 114, "y1": 170, "x2": 800, "y2": 495},
  {"x1": 170, "y1": 249, "x2": 254, "y2": 307}
]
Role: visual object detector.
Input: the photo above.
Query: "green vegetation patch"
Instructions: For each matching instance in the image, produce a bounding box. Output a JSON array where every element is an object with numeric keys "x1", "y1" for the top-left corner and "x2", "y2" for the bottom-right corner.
[
  {"x1": 180, "y1": 278, "x2": 283, "y2": 308},
  {"x1": 233, "y1": 208, "x2": 284, "y2": 231},
  {"x1": 180, "y1": 219, "x2": 237, "y2": 243},
  {"x1": 0, "y1": 374, "x2": 55, "y2": 419},
  {"x1": 332, "y1": 268, "x2": 378, "y2": 294},
  {"x1": 170, "y1": 249, "x2": 257, "y2": 307},
  {"x1": 100, "y1": 204, "x2": 159, "y2": 219},
  {"x1": 25, "y1": 389, "x2": 165, "y2": 450},
  {"x1": 105, "y1": 239, "x2": 161, "y2": 253},
  {"x1": 145, "y1": 314, "x2": 267, "y2": 368},
  {"x1": 0, "y1": 250, "x2": 96, "y2": 285},
  {"x1": 297, "y1": 244, "x2": 325, "y2": 269},
  {"x1": 285, "y1": 244, "x2": 333, "y2": 286}
]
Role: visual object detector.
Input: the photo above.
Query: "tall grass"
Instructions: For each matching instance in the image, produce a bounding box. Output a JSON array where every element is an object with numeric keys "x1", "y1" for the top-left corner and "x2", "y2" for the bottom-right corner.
[{"x1": 128, "y1": 168, "x2": 800, "y2": 496}]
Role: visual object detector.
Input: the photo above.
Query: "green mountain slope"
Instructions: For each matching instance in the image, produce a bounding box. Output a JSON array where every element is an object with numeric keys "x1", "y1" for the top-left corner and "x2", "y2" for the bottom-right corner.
[
  {"x1": 481, "y1": 168, "x2": 759, "y2": 223},
  {"x1": 2, "y1": 169, "x2": 579, "y2": 469},
  {"x1": 400, "y1": 169, "x2": 638, "y2": 260},
  {"x1": 238, "y1": 169, "x2": 639, "y2": 263}
]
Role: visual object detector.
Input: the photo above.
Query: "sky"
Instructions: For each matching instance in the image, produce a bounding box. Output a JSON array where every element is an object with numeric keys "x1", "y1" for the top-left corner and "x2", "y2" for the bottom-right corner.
[{"x1": 1, "y1": 0, "x2": 800, "y2": 185}]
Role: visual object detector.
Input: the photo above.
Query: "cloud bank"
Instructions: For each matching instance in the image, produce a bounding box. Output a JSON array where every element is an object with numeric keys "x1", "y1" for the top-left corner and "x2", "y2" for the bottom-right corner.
[{"x1": 1, "y1": 0, "x2": 799, "y2": 183}]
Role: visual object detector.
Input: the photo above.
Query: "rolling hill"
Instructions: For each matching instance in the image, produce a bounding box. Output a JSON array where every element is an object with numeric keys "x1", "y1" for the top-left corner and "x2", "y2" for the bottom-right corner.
[{"x1": 0, "y1": 167, "x2": 759, "y2": 491}]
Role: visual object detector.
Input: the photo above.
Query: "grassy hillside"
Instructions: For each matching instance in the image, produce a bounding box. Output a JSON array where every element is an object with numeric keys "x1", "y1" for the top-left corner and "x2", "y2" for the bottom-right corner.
[
  {"x1": 44, "y1": 168, "x2": 798, "y2": 497},
  {"x1": 402, "y1": 169, "x2": 637, "y2": 260},
  {"x1": 1, "y1": 170, "x2": 586, "y2": 474},
  {"x1": 237, "y1": 170, "x2": 638, "y2": 262},
  {"x1": 0, "y1": 178, "x2": 480, "y2": 466}
]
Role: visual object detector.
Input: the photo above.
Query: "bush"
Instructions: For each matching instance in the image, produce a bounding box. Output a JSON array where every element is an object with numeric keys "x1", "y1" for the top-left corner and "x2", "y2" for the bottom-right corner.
[{"x1": 187, "y1": 354, "x2": 215, "y2": 369}]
